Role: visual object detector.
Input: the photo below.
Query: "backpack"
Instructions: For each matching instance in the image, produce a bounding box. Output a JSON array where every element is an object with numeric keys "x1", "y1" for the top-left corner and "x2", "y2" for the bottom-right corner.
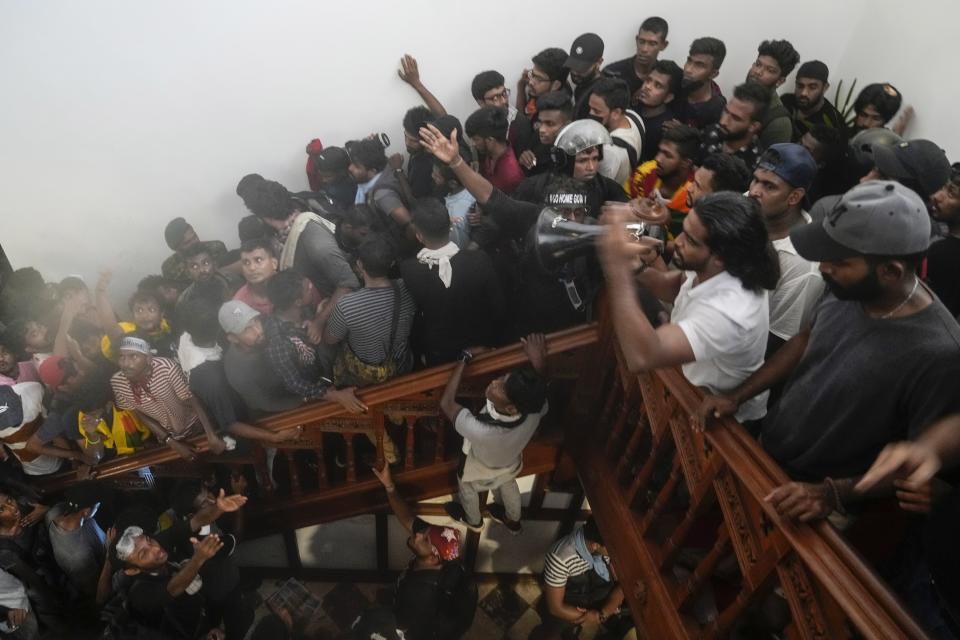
[{"x1": 396, "y1": 562, "x2": 478, "y2": 639}]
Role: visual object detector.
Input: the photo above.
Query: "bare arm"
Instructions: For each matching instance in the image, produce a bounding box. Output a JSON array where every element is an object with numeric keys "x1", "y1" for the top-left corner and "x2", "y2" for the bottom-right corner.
[
  {"x1": 53, "y1": 298, "x2": 82, "y2": 358},
  {"x1": 314, "y1": 286, "x2": 352, "y2": 342},
  {"x1": 372, "y1": 463, "x2": 415, "y2": 532},
  {"x1": 439, "y1": 359, "x2": 467, "y2": 423},
  {"x1": 543, "y1": 585, "x2": 587, "y2": 623},
  {"x1": 24, "y1": 435, "x2": 83, "y2": 463},
  {"x1": 95, "y1": 271, "x2": 123, "y2": 344},
  {"x1": 420, "y1": 124, "x2": 494, "y2": 205},
  {"x1": 398, "y1": 54, "x2": 448, "y2": 117},
  {"x1": 189, "y1": 397, "x2": 225, "y2": 455}
]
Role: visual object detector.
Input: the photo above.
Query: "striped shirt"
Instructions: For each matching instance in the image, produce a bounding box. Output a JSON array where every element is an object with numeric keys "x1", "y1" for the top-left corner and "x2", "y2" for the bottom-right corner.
[
  {"x1": 111, "y1": 357, "x2": 198, "y2": 435},
  {"x1": 542, "y1": 533, "x2": 595, "y2": 588},
  {"x1": 325, "y1": 282, "x2": 415, "y2": 365}
]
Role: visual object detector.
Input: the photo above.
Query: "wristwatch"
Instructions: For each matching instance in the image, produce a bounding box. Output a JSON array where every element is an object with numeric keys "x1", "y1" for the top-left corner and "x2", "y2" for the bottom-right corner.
[{"x1": 459, "y1": 349, "x2": 474, "y2": 363}]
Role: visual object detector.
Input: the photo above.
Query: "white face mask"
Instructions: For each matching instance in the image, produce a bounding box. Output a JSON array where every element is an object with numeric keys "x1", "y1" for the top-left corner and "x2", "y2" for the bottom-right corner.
[{"x1": 484, "y1": 398, "x2": 519, "y2": 422}]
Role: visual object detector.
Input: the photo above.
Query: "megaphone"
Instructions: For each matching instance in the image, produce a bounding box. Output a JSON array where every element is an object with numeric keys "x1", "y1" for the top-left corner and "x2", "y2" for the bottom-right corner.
[{"x1": 534, "y1": 208, "x2": 664, "y2": 272}]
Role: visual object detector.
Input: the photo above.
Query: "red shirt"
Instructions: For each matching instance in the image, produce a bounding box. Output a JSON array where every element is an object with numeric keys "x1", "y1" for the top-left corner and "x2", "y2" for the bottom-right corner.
[{"x1": 481, "y1": 146, "x2": 525, "y2": 195}]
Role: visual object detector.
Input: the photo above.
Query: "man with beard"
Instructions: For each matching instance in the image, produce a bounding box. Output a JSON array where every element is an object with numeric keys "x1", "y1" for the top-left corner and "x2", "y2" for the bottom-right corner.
[
  {"x1": 701, "y1": 82, "x2": 770, "y2": 169},
  {"x1": 686, "y1": 153, "x2": 752, "y2": 210},
  {"x1": 565, "y1": 33, "x2": 607, "y2": 120},
  {"x1": 781, "y1": 61, "x2": 846, "y2": 141},
  {"x1": 637, "y1": 59, "x2": 682, "y2": 163},
  {"x1": 745, "y1": 39, "x2": 800, "y2": 148},
  {"x1": 625, "y1": 125, "x2": 700, "y2": 227},
  {"x1": 588, "y1": 77, "x2": 645, "y2": 184},
  {"x1": 698, "y1": 181, "x2": 960, "y2": 521},
  {"x1": 516, "y1": 47, "x2": 571, "y2": 121},
  {"x1": 464, "y1": 106, "x2": 525, "y2": 195},
  {"x1": 603, "y1": 17, "x2": 669, "y2": 104},
  {"x1": 599, "y1": 192, "x2": 780, "y2": 424},
  {"x1": 674, "y1": 37, "x2": 727, "y2": 130}
]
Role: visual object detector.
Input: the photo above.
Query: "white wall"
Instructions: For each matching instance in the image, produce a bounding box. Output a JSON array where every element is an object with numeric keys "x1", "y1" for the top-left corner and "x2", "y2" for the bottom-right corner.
[
  {"x1": 831, "y1": 0, "x2": 959, "y2": 160},
  {"x1": 12, "y1": 0, "x2": 954, "y2": 300}
]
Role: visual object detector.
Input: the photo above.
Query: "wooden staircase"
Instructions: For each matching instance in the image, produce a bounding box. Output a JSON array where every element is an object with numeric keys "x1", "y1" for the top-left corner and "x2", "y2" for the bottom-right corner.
[{"x1": 36, "y1": 319, "x2": 930, "y2": 638}]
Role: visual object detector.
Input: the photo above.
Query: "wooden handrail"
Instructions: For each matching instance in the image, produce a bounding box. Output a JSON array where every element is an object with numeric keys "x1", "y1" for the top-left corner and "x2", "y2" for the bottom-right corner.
[
  {"x1": 37, "y1": 323, "x2": 599, "y2": 489},
  {"x1": 572, "y1": 325, "x2": 928, "y2": 638}
]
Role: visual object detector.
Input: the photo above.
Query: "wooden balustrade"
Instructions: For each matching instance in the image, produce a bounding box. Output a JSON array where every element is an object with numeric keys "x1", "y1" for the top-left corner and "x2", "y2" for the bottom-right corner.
[{"x1": 569, "y1": 326, "x2": 929, "y2": 639}]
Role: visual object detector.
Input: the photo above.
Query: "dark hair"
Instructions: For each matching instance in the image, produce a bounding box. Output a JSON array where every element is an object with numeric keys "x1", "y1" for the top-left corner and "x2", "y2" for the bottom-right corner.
[
  {"x1": 865, "y1": 252, "x2": 925, "y2": 275},
  {"x1": 170, "y1": 480, "x2": 204, "y2": 519},
  {"x1": 700, "y1": 153, "x2": 752, "y2": 193},
  {"x1": 138, "y1": 274, "x2": 176, "y2": 293},
  {"x1": 470, "y1": 70, "x2": 505, "y2": 102},
  {"x1": 639, "y1": 16, "x2": 668, "y2": 39},
  {"x1": 128, "y1": 289, "x2": 160, "y2": 311},
  {"x1": 236, "y1": 173, "x2": 264, "y2": 199},
  {"x1": 732, "y1": 82, "x2": 772, "y2": 122},
  {"x1": 807, "y1": 125, "x2": 848, "y2": 168},
  {"x1": 68, "y1": 317, "x2": 103, "y2": 344},
  {"x1": 164, "y1": 217, "x2": 191, "y2": 250},
  {"x1": 57, "y1": 276, "x2": 87, "y2": 298},
  {"x1": 535, "y1": 91, "x2": 573, "y2": 119},
  {"x1": 662, "y1": 124, "x2": 701, "y2": 161},
  {"x1": 411, "y1": 198, "x2": 451, "y2": 241},
  {"x1": 853, "y1": 83, "x2": 903, "y2": 123},
  {"x1": 181, "y1": 242, "x2": 212, "y2": 260},
  {"x1": 0, "y1": 331, "x2": 19, "y2": 357},
  {"x1": 265, "y1": 270, "x2": 305, "y2": 311},
  {"x1": 179, "y1": 297, "x2": 221, "y2": 346},
  {"x1": 689, "y1": 37, "x2": 727, "y2": 69},
  {"x1": 589, "y1": 77, "x2": 630, "y2": 112},
  {"x1": 403, "y1": 105, "x2": 435, "y2": 136},
  {"x1": 73, "y1": 375, "x2": 114, "y2": 413},
  {"x1": 650, "y1": 59, "x2": 683, "y2": 97},
  {"x1": 346, "y1": 138, "x2": 388, "y2": 173},
  {"x1": 532, "y1": 48, "x2": 570, "y2": 84},
  {"x1": 504, "y1": 368, "x2": 547, "y2": 414},
  {"x1": 342, "y1": 204, "x2": 381, "y2": 231},
  {"x1": 694, "y1": 192, "x2": 780, "y2": 292},
  {"x1": 238, "y1": 215, "x2": 270, "y2": 243},
  {"x1": 464, "y1": 106, "x2": 509, "y2": 142},
  {"x1": 240, "y1": 236, "x2": 277, "y2": 258},
  {"x1": 582, "y1": 517, "x2": 604, "y2": 545},
  {"x1": 240, "y1": 178, "x2": 297, "y2": 220},
  {"x1": 356, "y1": 234, "x2": 396, "y2": 279},
  {"x1": 756, "y1": 39, "x2": 800, "y2": 78}
]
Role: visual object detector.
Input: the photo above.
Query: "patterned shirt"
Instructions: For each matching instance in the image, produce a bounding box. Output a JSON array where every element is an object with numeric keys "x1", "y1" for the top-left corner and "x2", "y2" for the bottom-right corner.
[
  {"x1": 700, "y1": 125, "x2": 761, "y2": 170},
  {"x1": 261, "y1": 315, "x2": 330, "y2": 401},
  {"x1": 111, "y1": 357, "x2": 198, "y2": 435}
]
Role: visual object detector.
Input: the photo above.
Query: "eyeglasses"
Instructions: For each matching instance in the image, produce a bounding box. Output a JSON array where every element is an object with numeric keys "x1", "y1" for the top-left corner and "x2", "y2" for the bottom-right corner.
[{"x1": 529, "y1": 72, "x2": 550, "y2": 84}]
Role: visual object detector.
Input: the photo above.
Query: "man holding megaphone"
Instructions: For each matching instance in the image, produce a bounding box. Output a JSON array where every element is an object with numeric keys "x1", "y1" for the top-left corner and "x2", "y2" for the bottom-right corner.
[{"x1": 598, "y1": 192, "x2": 781, "y2": 424}]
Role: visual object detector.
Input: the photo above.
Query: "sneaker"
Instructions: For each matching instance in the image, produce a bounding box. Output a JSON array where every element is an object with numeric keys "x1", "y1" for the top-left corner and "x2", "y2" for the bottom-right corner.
[
  {"x1": 487, "y1": 503, "x2": 522, "y2": 535},
  {"x1": 444, "y1": 501, "x2": 484, "y2": 532}
]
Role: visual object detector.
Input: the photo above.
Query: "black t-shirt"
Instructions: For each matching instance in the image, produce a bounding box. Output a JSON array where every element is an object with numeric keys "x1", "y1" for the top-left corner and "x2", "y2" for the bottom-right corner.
[
  {"x1": 927, "y1": 235, "x2": 960, "y2": 318},
  {"x1": 508, "y1": 112, "x2": 536, "y2": 156},
  {"x1": 399, "y1": 250, "x2": 506, "y2": 365},
  {"x1": 407, "y1": 151, "x2": 435, "y2": 199},
  {"x1": 781, "y1": 94, "x2": 848, "y2": 142},
  {"x1": 395, "y1": 560, "x2": 477, "y2": 640},
  {"x1": 189, "y1": 360, "x2": 248, "y2": 432},
  {"x1": 603, "y1": 57, "x2": 645, "y2": 104},
  {"x1": 761, "y1": 292, "x2": 960, "y2": 481},
  {"x1": 512, "y1": 173, "x2": 628, "y2": 221},
  {"x1": 119, "y1": 519, "x2": 204, "y2": 638},
  {"x1": 572, "y1": 74, "x2": 607, "y2": 121},
  {"x1": 674, "y1": 91, "x2": 726, "y2": 130},
  {"x1": 639, "y1": 109, "x2": 674, "y2": 163}
]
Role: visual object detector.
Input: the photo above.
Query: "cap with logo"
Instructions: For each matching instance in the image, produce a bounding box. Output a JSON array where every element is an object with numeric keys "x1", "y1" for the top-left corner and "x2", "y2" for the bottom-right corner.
[
  {"x1": 872, "y1": 138, "x2": 951, "y2": 201},
  {"x1": 756, "y1": 143, "x2": 818, "y2": 190},
  {"x1": 790, "y1": 180, "x2": 930, "y2": 262},
  {"x1": 218, "y1": 300, "x2": 260, "y2": 335},
  {"x1": 564, "y1": 33, "x2": 604, "y2": 74}
]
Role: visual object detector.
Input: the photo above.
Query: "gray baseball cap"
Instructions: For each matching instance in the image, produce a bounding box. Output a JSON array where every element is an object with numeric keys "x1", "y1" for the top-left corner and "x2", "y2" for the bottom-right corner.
[
  {"x1": 790, "y1": 180, "x2": 930, "y2": 262},
  {"x1": 218, "y1": 300, "x2": 259, "y2": 335}
]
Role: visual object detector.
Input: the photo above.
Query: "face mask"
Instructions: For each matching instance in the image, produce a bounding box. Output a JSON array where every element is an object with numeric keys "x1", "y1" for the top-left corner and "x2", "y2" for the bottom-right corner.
[{"x1": 484, "y1": 398, "x2": 519, "y2": 422}]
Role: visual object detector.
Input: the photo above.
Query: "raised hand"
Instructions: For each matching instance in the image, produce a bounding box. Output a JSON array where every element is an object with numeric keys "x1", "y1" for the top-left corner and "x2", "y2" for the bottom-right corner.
[
  {"x1": 398, "y1": 54, "x2": 422, "y2": 87},
  {"x1": 372, "y1": 460, "x2": 393, "y2": 487},
  {"x1": 521, "y1": 334, "x2": 547, "y2": 373},
  {"x1": 191, "y1": 534, "x2": 223, "y2": 561},
  {"x1": 419, "y1": 123, "x2": 460, "y2": 165},
  {"x1": 214, "y1": 488, "x2": 248, "y2": 513}
]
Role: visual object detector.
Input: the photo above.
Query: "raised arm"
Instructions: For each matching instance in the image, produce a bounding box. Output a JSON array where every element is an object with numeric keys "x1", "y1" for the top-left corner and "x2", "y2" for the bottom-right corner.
[
  {"x1": 372, "y1": 462, "x2": 415, "y2": 532},
  {"x1": 95, "y1": 270, "x2": 123, "y2": 344},
  {"x1": 420, "y1": 124, "x2": 494, "y2": 205},
  {"x1": 398, "y1": 54, "x2": 448, "y2": 117},
  {"x1": 439, "y1": 358, "x2": 468, "y2": 423}
]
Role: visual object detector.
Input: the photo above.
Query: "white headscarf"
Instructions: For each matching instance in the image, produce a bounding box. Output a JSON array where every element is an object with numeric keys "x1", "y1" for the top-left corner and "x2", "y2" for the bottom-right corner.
[{"x1": 416, "y1": 242, "x2": 460, "y2": 288}]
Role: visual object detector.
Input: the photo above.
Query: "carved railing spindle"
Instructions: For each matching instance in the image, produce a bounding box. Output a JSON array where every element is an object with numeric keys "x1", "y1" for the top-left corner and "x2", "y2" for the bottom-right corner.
[
  {"x1": 284, "y1": 450, "x2": 301, "y2": 497},
  {"x1": 404, "y1": 418, "x2": 416, "y2": 471},
  {"x1": 315, "y1": 434, "x2": 329, "y2": 490},
  {"x1": 344, "y1": 434, "x2": 357, "y2": 483}
]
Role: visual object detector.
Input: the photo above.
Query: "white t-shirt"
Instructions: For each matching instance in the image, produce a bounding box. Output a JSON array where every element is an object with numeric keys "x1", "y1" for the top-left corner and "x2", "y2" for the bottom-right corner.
[
  {"x1": 672, "y1": 271, "x2": 770, "y2": 422},
  {"x1": 769, "y1": 212, "x2": 825, "y2": 340},
  {"x1": 0, "y1": 383, "x2": 61, "y2": 476},
  {"x1": 598, "y1": 111, "x2": 645, "y2": 185}
]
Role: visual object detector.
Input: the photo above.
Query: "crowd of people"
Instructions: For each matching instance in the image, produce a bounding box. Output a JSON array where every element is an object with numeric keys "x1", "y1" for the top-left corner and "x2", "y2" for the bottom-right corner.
[{"x1": 0, "y1": 14, "x2": 958, "y2": 639}]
